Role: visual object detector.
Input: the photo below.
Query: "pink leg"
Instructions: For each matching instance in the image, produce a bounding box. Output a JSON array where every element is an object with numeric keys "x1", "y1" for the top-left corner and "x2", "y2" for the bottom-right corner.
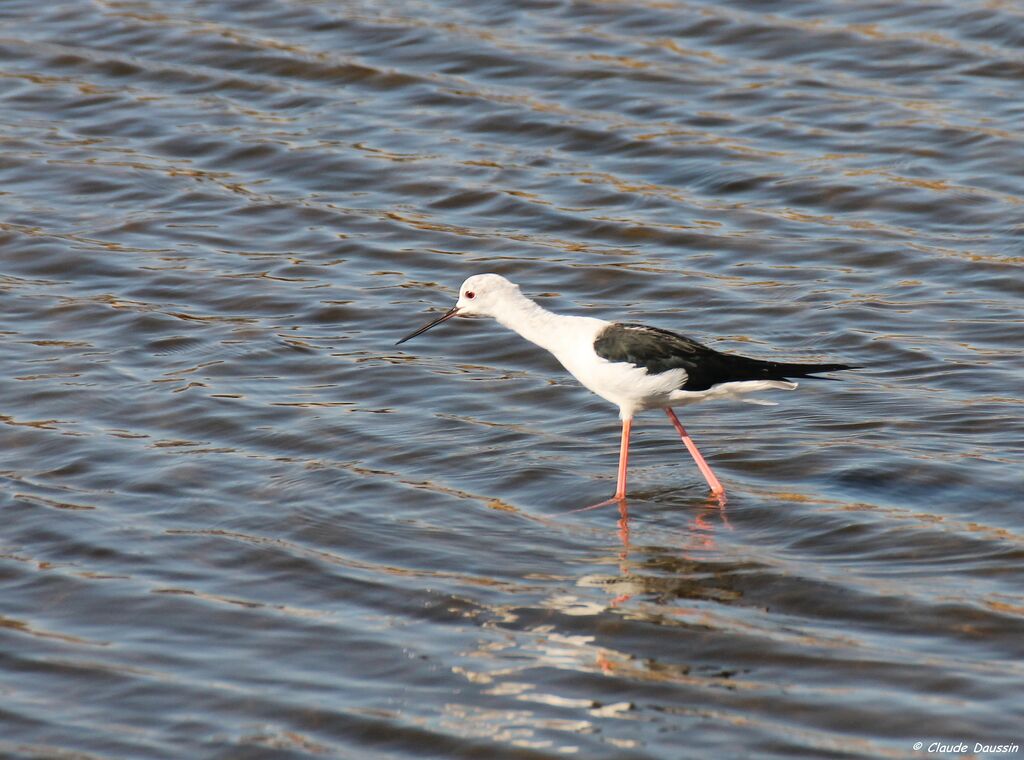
[
  {"x1": 665, "y1": 408, "x2": 725, "y2": 497},
  {"x1": 614, "y1": 417, "x2": 632, "y2": 500}
]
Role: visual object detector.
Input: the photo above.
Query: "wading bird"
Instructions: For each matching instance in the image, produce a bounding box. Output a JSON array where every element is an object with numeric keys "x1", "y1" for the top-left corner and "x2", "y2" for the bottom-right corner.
[{"x1": 397, "y1": 274, "x2": 854, "y2": 503}]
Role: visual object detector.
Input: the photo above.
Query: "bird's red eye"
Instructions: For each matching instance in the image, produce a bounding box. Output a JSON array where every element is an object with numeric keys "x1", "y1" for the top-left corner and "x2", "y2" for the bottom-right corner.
[{"x1": 465, "y1": 291, "x2": 475, "y2": 299}]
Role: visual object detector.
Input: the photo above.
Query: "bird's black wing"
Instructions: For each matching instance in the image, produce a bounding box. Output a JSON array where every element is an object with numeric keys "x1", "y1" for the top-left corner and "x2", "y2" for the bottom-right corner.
[{"x1": 593, "y1": 323, "x2": 854, "y2": 392}]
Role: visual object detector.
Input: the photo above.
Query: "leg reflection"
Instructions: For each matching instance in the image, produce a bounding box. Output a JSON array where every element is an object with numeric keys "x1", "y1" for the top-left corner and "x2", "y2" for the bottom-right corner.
[{"x1": 610, "y1": 500, "x2": 632, "y2": 607}]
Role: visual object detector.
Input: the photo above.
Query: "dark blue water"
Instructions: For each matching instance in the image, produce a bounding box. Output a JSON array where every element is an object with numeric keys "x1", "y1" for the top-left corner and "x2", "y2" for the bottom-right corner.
[{"x1": 1, "y1": 1, "x2": 1022, "y2": 757}]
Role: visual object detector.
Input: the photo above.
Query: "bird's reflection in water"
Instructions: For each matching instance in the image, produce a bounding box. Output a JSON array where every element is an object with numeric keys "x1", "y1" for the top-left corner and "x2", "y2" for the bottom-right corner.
[
  {"x1": 577, "y1": 496, "x2": 737, "y2": 680},
  {"x1": 582, "y1": 494, "x2": 732, "y2": 609}
]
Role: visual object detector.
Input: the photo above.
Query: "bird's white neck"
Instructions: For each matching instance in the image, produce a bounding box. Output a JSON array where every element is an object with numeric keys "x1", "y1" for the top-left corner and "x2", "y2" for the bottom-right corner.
[{"x1": 491, "y1": 291, "x2": 568, "y2": 354}]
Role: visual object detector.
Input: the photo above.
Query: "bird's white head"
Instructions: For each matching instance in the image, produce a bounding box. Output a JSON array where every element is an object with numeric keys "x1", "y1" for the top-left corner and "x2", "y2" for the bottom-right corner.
[
  {"x1": 454, "y1": 273, "x2": 520, "y2": 317},
  {"x1": 395, "y1": 273, "x2": 522, "y2": 345}
]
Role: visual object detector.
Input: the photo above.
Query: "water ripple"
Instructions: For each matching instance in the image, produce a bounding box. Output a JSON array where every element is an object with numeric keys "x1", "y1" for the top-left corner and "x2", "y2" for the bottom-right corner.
[{"x1": 1, "y1": 0, "x2": 1022, "y2": 757}]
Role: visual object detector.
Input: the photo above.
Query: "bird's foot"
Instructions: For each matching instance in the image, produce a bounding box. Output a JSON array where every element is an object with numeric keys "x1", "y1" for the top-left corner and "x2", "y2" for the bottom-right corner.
[{"x1": 565, "y1": 494, "x2": 626, "y2": 514}]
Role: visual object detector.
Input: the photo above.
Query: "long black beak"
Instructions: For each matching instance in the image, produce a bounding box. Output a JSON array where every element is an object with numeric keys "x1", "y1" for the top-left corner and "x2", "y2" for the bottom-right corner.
[{"x1": 395, "y1": 306, "x2": 460, "y2": 345}]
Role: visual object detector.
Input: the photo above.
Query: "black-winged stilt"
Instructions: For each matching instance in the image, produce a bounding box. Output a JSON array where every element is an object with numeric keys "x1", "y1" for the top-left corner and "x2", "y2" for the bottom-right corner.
[{"x1": 396, "y1": 273, "x2": 855, "y2": 502}]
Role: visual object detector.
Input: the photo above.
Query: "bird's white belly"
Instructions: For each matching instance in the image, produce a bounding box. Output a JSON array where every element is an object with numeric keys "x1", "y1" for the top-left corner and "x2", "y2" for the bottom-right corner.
[{"x1": 558, "y1": 352, "x2": 687, "y2": 418}]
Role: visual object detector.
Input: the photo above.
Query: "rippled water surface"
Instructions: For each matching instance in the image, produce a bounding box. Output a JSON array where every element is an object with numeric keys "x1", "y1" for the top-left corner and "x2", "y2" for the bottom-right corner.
[{"x1": 2, "y1": 1, "x2": 1023, "y2": 757}]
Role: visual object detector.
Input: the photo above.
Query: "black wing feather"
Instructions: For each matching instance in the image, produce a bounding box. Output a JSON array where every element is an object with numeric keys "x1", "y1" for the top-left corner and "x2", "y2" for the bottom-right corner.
[{"x1": 593, "y1": 323, "x2": 855, "y2": 392}]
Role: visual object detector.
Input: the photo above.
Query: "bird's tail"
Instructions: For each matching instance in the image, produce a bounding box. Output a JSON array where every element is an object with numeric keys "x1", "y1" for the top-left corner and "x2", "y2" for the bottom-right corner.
[{"x1": 761, "y1": 361, "x2": 858, "y2": 380}]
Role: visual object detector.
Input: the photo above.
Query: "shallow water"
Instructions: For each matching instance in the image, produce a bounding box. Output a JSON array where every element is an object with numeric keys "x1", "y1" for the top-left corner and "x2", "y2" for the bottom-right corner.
[{"x1": 1, "y1": 1, "x2": 1023, "y2": 758}]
